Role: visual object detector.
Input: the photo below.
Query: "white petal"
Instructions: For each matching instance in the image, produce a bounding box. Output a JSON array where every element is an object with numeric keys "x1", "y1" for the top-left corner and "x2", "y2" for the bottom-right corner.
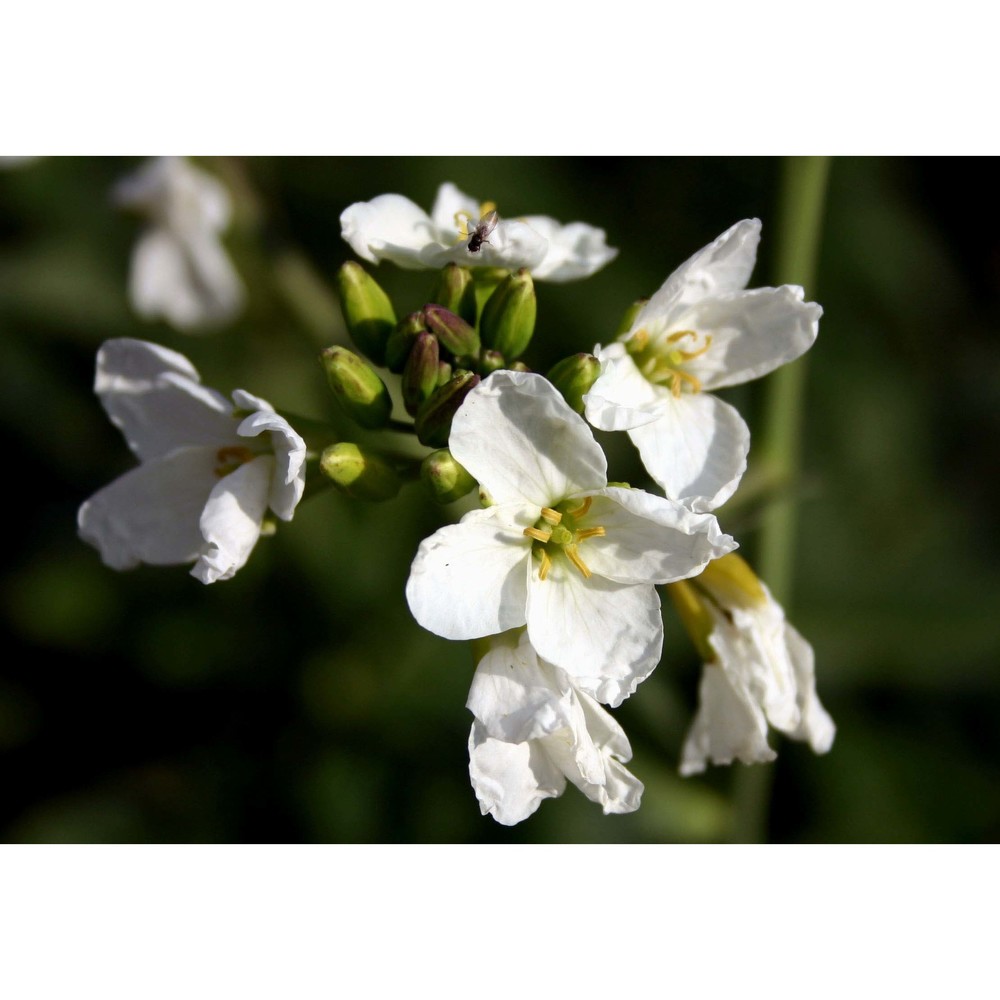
[
  {"x1": 419, "y1": 218, "x2": 548, "y2": 272},
  {"x1": 783, "y1": 624, "x2": 836, "y2": 754},
  {"x1": 468, "y1": 721, "x2": 565, "y2": 826},
  {"x1": 634, "y1": 219, "x2": 762, "y2": 328},
  {"x1": 94, "y1": 338, "x2": 238, "y2": 461},
  {"x1": 429, "y1": 181, "x2": 480, "y2": 231},
  {"x1": 583, "y1": 343, "x2": 665, "y2": 432},
  {"x1": 191, "y1": 454, "x2": 273, "y2": 584},
  {"x1": 626, "y1": 392, "x2": 750, "y2": 512},
  {"x1": 680, "y1": 660, "x2": 775, "y2": 776},
  {"x1": 526, "y1": 570, "x2": 662, "y2": 707},
  {"x1": 233, "y1": 397, "x2": 307, "y2": 521},
  {"x1": 339, "y1": 193, "x2": 440, "y2": 268},
  {"x1": 177, "y1": 229, "x2": 244, "y2": 327},
  {"x1": 405, "y1": 505, "x2": 533, "y2": 640},
  {"x1": 78, "y1": 446, "x2": 220, "y2": 570},
  {"x1": 520, "y1": 216, "x2": 618, "y2": 282},
  {"x1": 683, "y1": 286, "x2": 821, "y2": 390},
  {"x1": 582, "y1": 488, "x2": 737, "y2": 583},
  {"x1": 449, "y1": 371, "x2": 607, "y2": 506}
]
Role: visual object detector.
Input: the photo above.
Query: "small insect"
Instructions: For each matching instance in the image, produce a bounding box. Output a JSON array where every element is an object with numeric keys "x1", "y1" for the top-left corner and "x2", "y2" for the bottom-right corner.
[{"x1": 466, "y1": 209, "x2": 498, "y2": 253}]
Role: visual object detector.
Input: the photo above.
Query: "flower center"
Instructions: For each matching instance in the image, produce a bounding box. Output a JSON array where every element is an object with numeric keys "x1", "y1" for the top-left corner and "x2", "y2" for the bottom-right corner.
[
  {"x1": 214, "y1": 445, "x2": 256, "y2": 477},
  {"x1": 454, "y1": 200, "x2": 498, "y2": 242},
  {"x1": 626, "y1": 327, "x2": 712, "y2": 397},
  {"x1": 522, "y1": 496, "x2": 607, "y2": 582}
]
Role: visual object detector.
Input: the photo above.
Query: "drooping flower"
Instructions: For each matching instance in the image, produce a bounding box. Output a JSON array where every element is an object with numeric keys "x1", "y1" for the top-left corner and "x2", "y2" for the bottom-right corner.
[
  {"x1": 584, "y1": 219, "x2": 821, "y2": 511},
  {"x1": 405, "y1": 370, "x2": 736, "y2": 707},
  {"x1": 113, "y1": 156, "x2": 244, "y2": 332},
  {"x1": 667, "y1": 553, "x2": 835, "y2": 775},
  {"x1": 340, "y1": 181, "x2": 617, "y2": 282},
  {"x1": 78, "y1": 338, "x2": 306, "y2": 583},
  {"x1": 467, "y1": 631, "x2": 643, "y2": 826}
]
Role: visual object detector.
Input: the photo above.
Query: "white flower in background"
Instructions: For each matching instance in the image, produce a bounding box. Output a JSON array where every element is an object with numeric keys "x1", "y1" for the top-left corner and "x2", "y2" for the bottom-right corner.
[
  {"x1": 669, "y1": 554, "x2": 835, "y2": 775},
  {"x1": 585, "y1": 219, "x2": 821, "y2": 511},
  {"x1": 405, "y1": 370, "x2": 735, "y2": 707},
  {"x1": 78, "y1": 338, "x2": 306, "y2": 584},
  {"x1": 467, "y1": 631, "x2": 643, "y2": 825},
  {"x1": 340, "y1": 181, "x2": 617, "y2": 281},
  {"x1": 114, "y1": 156, "x2": 244, "y2": 332}
]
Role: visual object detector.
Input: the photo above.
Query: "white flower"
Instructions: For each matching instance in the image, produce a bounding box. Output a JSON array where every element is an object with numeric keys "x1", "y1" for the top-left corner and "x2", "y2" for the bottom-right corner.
[
  {"x1": 114, "y1": 157, "x2": 244, "y2": 332},
  {"x1": 78, "y1": 338, "x2": 306, "y2": 583},
  {"x1": 467, "y1": 631, "x2": 643, "y2": 826},
  {"x1": 585, "y1": 219, "x2": 822, "y2": 511},
  {"x1": 405, "y1": 369, "x2": 736, "y2": 707},
  {"x1": 340, "y1": 181, "x2": 617, "y2": 282},
  {"x1": 674, "y1": 555, "x2": 835, "y2": 775}
]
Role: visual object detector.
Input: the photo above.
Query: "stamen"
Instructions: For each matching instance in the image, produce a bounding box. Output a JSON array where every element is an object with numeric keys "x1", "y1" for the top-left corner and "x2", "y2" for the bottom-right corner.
[
  {"x1": 576, "y1": 526, "x2": 606, "y2": 541},
  {"x1": 524, "y1": 526, "x2": 553, "y2": 543},
  {"x1": 478, "y1": 200, "x2": 497, "y2": 216},
  {"x1": 677, "y1": 335, "x2": 712, "y2": 361},
  {"x1": 540, "y1": 507, "x2": 563, "y2": 525},
  {"x1": 667, "y1": 329, "x2": 697, "y2": 344},
  {"x1": 626, "y1": 328, "x2": 649, "y2": 353},
  {"x1": 214, "y1": 445, "x2": 255, "y2": 477},
  {"x1": 564, "y1": 545, "x2": 592, "y2": 579},
  {"x1": 538, "y1": 548, "x2": 552, "y2": 581},
  {"x1": 564, "y1": 496, "x2": 592, "y2": 518}
]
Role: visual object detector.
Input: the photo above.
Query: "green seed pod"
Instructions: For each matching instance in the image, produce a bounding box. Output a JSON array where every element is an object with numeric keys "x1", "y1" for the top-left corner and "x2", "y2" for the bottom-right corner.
[
  {"x1": 319, "y1": 442, "x2": 402, "y2": 502},
  {"x1": 546, "y1": 353, "x2": 601, "y2": 413},
  {"x1": 424, "y1": 303, "x2": 480, "y2": 360},
  {"x1": 420, "y1": 448, "x2": 477, "y2": 504},
  {"x1": 335, "y1": 262, "x2": 397, "y2": 367},
  {"x1": 320, "y1": 346, "x2": 392, "y2": 429},
  {"x1": 479, "y1": 268, "x2": 536, "y2": 361},
  {"x1": 402, "y1": 332, "x2": 441, "y2": 417},
  {"x1": 428, "y1": 263, "x2": 477, "y2": 326},
  {"x1": 415, "y1": 369, "x2": 480, "y2": 448}
]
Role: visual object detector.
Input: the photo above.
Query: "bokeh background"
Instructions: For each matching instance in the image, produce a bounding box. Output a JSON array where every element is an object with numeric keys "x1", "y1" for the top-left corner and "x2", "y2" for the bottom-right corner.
[{"x1": 1, "y1": 156, "x2": 997, "y2": 843}]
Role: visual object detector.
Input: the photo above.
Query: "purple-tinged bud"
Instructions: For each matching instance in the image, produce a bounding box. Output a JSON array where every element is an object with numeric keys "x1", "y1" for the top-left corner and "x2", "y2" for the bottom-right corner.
[
  {"x1": 402, "y1": 332, "x2": 440, "y2": 416},
  {"x1": 386, "y1": 311, "x2": 428, "y2": 374},
  {"x1": 424, "y1": 303, "x2": 480, "y2": 359},
  {"x1": 428, "y1": 263, "x2": 477, "y2": 326},
  {"x1": 415, "y1": 370, "x2": 480, "y2": 448}
]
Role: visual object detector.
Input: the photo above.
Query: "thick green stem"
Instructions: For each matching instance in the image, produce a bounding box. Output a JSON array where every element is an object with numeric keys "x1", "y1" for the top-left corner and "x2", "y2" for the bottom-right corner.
[{"x1": 731, "y1": 157, "x2": 831, "y2": 844}]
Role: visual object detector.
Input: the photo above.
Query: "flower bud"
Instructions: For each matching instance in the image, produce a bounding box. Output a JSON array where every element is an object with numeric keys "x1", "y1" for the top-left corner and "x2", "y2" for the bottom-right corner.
[
  {"x1": 665, "y1": 580, "x2": 717, "y2": 662},
  {"x1": 424, "y1": 303, "x2": 480, "y2": 360},
  {"x1": 420, "y1": 448, "x2": 477, "y2": 504},
  {"x1": 616, "y1": 298, "x2": 648, "y2": 337},
  {"x1": 695, "y1": 553, "x2": 768, "y2": 610},
  {"x1": 320, "y1": 346, "x2": 392, "y2": 429},
  {"x1": 509, "y1": 361, "x2": 531, "y2": 373},
  {"x1": 546, "y1": 353, "x2": 600, "y2": 413},
  {"x1": 437, "y1": 360, "x2": 453, "y2": 386},
  {"x1": 336, "y1": 262, "x2": 396, "y2": 367},
  {"x1": 479, "y1": 349, "x2": 506, "y2": 376},
  {"x1": 428, "y1": 263, "x2": 477, "y2": 326},
  {"x1": 385, "y1": 311, "x2": 427, "y2": 374},
  {"x1": 319, "y1": 442, "x2": 401, "y2": 501},
  {"x1": 415, "y1": 369, "x2": 480, "y2": 448},
  {"x1": 479, "y1": 268, "x2": 536, "y2": 361},
  {"x1": 402, "y1": 332, "x2": 440, "y2": 416}
]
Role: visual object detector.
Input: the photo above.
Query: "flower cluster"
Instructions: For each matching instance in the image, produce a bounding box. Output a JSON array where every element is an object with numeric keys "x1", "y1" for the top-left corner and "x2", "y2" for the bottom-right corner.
[{"x1": 79, "y1": 175, "x2": 835, "y2": 830}]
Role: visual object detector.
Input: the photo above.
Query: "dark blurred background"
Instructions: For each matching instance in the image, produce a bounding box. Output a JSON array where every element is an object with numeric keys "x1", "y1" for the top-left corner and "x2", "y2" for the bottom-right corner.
[{"x1": 1, "y1": 156, "x2": 997, "y2": 843}]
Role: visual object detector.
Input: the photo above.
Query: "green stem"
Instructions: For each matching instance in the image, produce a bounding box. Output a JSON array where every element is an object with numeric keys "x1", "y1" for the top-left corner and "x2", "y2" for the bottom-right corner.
[{"x1": 731, "y1": 156, "x2": 831, "y2": 844}]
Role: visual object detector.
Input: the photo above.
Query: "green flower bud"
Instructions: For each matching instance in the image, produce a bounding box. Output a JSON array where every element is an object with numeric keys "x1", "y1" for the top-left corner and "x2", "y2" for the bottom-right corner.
[
  {"x1": 385, "y1": 311, "x2": 427, "y2": 374},
  {"x1": 402, "y1": 332, "x2": 440, "y2": 416},
  {"x1": 437, "y1": 360, "x2": 453, "y2": 387},
  {"x1": 616, "y1": 298, "x2": 648, "y2": 337},
  {"x1": 320, "y1": 346, "x2": 392, "y2": 429},
  {"x1": 428, "y1": 263, "x2": 477, "y2": 326},
  {"x1": 546, "y1": 353, "x2": 601, "y2": 413},
  {"x1": 336, "y1": 262, "x2": 397, "y2": 367},
  {"x1": 509, "y1": 361, "x2": 531, "y2": 373},
  {"x1": 479, "y1": 349, "x2": 506, "y2": 376},
  {"x1": 420, "y1": 448, "x2": 477, "y2": 504},
  {"x1": 320, "y1": 442, "x2": 401, "y2": 502},
  {"x1": 479, "y1": 268, "x2": 536, "y2": 361},
  {"x1": 424, "y1": 303, "x2": 480, "y2": 360},
  {"x1": 415, "y1": 369, "x2": 480, "y2": 448}
]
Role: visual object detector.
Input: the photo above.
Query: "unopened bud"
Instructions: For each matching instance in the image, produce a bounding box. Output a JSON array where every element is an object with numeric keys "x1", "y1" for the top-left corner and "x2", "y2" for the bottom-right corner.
[
  {"x1": 402, "y1": 332, "x2": 440, "y2": 416},
  {"x1": 437, "y1": 361, "x2": 453, "y2": 386},
  {"x1": 509, "y1": 361, "x2": 531, "y2": 373},
  {"x1": 420, "y1": 449, "x2": 477, "y2": 504},
  {"x1": 546, "y1": 353, "x2": 600, "y2": 413},
  {"x1": 320, "y1": 442, "x2": 401, "y2": 501},
  {"x1": 665, "y1": 580, "x2": 717, "y2": 662},
  {"x1": 415, "y1": 369, "x2": 480, "y2": 448},
  {"x1": 479, "y1": 349, "x2": 505, "y2": 376},
  {"x1": 336, "y1": 262, "x2": 396, "y2": 366},
  {"x1": 320, "y1": 346, "x2": 392, "y2": 429},
  {"x1": 695, "y1": 553, "x2": 767, "y2": 610},
  {"x1": 424, "y1": 304, "x2": 480, "y2": 359},
  {"x1": 616, "y1": 298, "x2": 648, "y2": 337},
  {"x1": 385, "y1": 311, "x2": 427, "y2": 374},
  {"x1": 429, "y1": 263, "x2": 477, "y2": 326},
  {"x1": 479, "y1": 268, "x2": 536, "y2": 361}
]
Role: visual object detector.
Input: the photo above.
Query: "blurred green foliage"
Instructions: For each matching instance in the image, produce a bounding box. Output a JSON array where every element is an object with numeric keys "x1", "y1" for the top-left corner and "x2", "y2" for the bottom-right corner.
[{"x1": 1, "y1": 156, "x2": 998, "y2": 843}]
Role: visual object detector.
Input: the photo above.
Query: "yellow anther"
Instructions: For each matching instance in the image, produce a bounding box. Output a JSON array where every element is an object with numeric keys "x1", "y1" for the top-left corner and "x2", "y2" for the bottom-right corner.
[
  {"x1": 576, "y1": 526, "x2": 606, "y2": 541},
  {"x1": 564, "y1": 545, "x2": 593, "y2": 579},
  {"x1": 538, "y1": 548, "x2": 552, "y2": 581},
  {"x1": 524, "y1": 526, "x2": 553, "y2": 543},
  {"x1": 479, "y1": 200, "x2": 497, "y2": 216},
  {"x1": 564, "y1": 496, "x2": 592, "y2": 519},
  {"x1": 677, "y1": 334, "x2": 712, "y2": 362},
  {"x1": 540, "y1": 507, "x2": 563, "y2": 525},
  {"x1": 667, "y1": 329, "x2": 697, "y2": 343},
  {"x1": 627, "y1": 328, "x2": 650, "y2": 353},
  {"x1": 670, "y1": 369, "x2": 703, "y2": 398}
]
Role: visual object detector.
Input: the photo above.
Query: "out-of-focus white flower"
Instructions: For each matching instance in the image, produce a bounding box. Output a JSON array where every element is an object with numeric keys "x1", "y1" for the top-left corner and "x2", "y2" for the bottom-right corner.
[
  {"x1": 78, "y1": 338, "x2": 306, "y2": 583},
  {"x1": 114, "y1": 157, "x2": 244, "y2": 332},
  {"x1": 405, "y1": 369, "x2": 735, "y2": 707},
  {"x1": 668, "y1": 553, "x2": 835, "y2": 775},
  {"x1": 467, "y1": 631, "x2": 643, "y2": 825},
  {"x1": 340, "y1": 181, "x2": 617, "y2": 282},
  {"x1": 585, "y1": 219, "x2": 821, "y2": 511}
]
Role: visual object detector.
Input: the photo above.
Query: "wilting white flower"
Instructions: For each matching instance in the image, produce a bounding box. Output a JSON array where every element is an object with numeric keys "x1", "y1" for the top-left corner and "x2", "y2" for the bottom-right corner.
[
  {"x1": 114, "y1": 156, "x2": 244, "y2": 332},
  {"x1": 78, "y1": 338, "x2": 306, "y2": 583},
  {"x1": 671, "y1": 554, "x2": 835, "y2": 775},
  {"x1": 405, "y1": 370, "x2": 735, "y2": 707},
  {"x1": 585, "y1": 219, "x2": 821, "y2": 511},
  {"x1": 340, "y1": 181, "x2": 617, "y2": 282},
  {"x1": 467, "y1": 631, "x2": 643, "y2": 826}
]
